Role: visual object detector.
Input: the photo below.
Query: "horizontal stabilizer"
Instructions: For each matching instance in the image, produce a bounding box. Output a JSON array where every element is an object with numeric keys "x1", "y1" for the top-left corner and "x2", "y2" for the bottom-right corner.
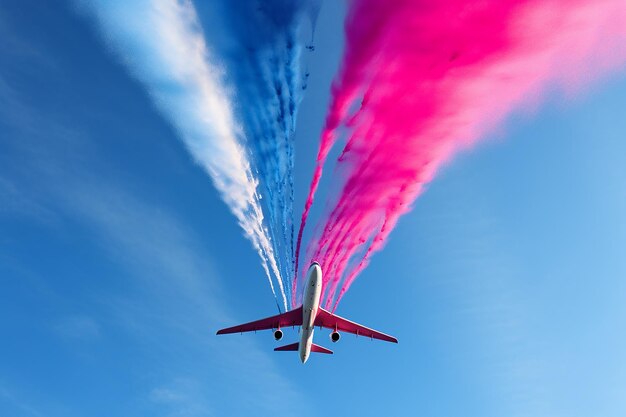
[
  {"x1": 311, "y1": 343, "x2": 333, "y2": 354},
  {"x1": 274, "y1": 342, "x2": 333, "y2": 354},
  {"x1": 274, "y1": 342, "x2": 299, "y2": 351}
]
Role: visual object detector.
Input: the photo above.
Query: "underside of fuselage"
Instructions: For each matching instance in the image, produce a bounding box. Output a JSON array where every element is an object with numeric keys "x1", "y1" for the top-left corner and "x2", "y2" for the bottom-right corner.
[{"x1": 298, "y1": 262, "x2": 323, "y2": 363}]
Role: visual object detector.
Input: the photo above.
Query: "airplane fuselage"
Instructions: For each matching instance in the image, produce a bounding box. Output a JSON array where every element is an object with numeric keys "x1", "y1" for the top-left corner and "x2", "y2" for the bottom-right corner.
[{"x1": 299, "y1": 262, "x2": 322, "y2": 363}]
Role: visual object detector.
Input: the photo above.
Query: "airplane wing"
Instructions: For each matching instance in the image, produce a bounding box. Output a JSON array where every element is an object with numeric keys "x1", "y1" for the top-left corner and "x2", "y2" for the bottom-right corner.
[
  {"x1": 216, "y1": 306, "x2": 303, "y2": 335},
  {"x1": 314, "y1": 307, "x2": 398, "y2": 343}
]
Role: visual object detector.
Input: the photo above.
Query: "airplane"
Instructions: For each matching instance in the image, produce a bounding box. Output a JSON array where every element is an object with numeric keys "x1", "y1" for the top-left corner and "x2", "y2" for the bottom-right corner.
[{"x1": 216, "y1": 262, "x2": 398, "y2": 363}]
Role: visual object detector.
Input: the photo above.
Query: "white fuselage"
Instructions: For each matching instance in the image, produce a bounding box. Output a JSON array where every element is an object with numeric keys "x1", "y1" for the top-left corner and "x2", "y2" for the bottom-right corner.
[{"x1": 299, "y1": 262, "x2": 323, "y2": 363}]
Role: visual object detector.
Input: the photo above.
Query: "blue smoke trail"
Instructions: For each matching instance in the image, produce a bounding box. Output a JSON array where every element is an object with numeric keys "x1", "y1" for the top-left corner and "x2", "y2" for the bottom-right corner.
[{"x1": 215, "y1": 1, "x2": 320, "y2": 306}]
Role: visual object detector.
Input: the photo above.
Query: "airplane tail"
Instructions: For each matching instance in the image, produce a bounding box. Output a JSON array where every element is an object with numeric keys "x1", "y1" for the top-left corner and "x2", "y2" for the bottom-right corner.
[{"x1": 274, "y1": 342, "x2": 333, "y2": 354}]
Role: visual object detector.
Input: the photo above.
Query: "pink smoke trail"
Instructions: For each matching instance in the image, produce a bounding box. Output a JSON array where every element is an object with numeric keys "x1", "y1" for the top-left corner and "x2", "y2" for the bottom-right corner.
[{"x1": 295, "y1": 0, "x2": 626, "y2": 309}]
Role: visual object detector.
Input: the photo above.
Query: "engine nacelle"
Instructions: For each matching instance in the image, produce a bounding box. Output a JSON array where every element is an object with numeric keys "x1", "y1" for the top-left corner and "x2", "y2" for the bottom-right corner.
[
  {"x1": 273, "y1": 329, "x2": 283, "y2": 341},
  {"x1": 330, "y1": 331, "x2": 341, "y2": 343}
]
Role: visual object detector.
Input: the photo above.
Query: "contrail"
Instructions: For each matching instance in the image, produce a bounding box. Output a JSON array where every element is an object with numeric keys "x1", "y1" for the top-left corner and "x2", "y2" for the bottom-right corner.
[
  {"x1": 79, "y1": 0, "x2": 288, "y2": 310},
  {"x1": 296, "y1": 0, "x2": 626, "y2": 309}
]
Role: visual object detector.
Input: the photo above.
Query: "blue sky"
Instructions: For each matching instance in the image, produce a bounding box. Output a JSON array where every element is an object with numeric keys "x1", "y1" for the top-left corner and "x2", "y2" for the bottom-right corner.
[{"x1": 2, "y1": 1, "x2": 626, "y2": 417}]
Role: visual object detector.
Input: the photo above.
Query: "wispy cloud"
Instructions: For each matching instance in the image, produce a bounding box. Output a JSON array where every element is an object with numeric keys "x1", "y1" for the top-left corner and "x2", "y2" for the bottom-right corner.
[
  {"x1": 408, "y1": 181, "x2": 551, "y2": 417},
  {"x1": 0, "y1": 69, "x2": 307, "y2": 417},
  {"x1": 0, "y1": 384, "x2": 42, "y2": 417},
  {"x1": 52, "y1": 315, "x2": 101, "y2": 341},
  {"x1": 64, "y1": 181, "x2": 307, "y2": 416},
  {"x1": 150, "y1": 378, "x2": 212, "y2": 417},
  {"x1": 1, "y1": 150, "x2": 307, "y2": 416}
]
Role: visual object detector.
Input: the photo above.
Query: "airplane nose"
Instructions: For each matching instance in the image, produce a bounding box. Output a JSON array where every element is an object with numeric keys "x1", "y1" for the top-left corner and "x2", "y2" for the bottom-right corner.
[
  {"x1": 300, "y1": 353, "x2": 308, "y2": 364},
  {"x1": 308, "y1": 263, "x2": 322, "y2": 283}
]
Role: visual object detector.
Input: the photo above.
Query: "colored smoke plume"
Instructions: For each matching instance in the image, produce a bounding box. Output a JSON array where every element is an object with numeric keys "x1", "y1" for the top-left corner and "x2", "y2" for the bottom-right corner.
[{"x1": 295, "y1": 0, "x2": 626, "y2": 309}]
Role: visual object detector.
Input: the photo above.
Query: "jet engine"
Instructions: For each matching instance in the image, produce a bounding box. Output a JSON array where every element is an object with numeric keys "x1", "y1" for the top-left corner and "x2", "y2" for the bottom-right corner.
[
  {"x1": 330, "y1": 331, "x2": 341, "y2": 343},
  {"x1": 273, "y1": 329, "x2": 283, "y2": 341}
]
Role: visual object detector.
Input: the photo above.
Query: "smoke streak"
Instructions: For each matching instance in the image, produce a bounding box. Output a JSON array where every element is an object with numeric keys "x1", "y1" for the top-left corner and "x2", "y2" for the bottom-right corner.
[
  {"x1": 297, "y1": 0, "x2": 626, "y2": 308},
  {"x1": 80, "y1": 0, "x2": 295, "y2": 309},
  {"x1": 216, "y1": 1, "x2": 316, "y2": 307}
]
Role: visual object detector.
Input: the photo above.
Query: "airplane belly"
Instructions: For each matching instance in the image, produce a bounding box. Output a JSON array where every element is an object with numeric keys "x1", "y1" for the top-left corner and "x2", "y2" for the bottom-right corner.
[
  {"x1": 299, "y1": 263, "x2": 323, "y2": 363},
  {"x1": 299, "y1": 328, "x2": 314, "y2": 363}
]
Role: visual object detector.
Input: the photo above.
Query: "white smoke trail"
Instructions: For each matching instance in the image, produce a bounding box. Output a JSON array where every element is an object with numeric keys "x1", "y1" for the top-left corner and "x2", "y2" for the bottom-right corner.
[{"x1": 78, "y1": 0, "x2": 288, "y2": 310}]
